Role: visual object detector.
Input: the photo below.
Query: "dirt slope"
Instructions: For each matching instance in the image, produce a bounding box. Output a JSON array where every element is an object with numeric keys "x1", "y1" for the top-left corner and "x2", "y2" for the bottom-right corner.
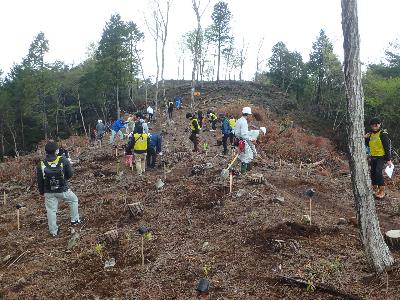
[{"x1": 1, "y1": 84, "x2": 400, "y2": 299}]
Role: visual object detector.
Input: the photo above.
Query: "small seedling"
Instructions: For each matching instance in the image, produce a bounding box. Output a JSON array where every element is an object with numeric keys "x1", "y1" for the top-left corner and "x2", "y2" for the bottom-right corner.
[
  {"x1": 203, "y1": 264, "x2": 212, "y2": 277},
  {"x1": 306, "y1": 279, "x2": 315, "y2": 292},
  {"x1": 95, "y1": 243, "x2": 104, "y2": 258},
  {"x1": 138, "y1": 225, "x2": 151, "y2": 266}
]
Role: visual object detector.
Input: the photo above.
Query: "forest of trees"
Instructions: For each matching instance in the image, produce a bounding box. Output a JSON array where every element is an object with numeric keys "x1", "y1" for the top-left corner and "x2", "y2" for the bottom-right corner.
[{"x1": 0, "y1": 1, "x2": 399, "y2": 159}]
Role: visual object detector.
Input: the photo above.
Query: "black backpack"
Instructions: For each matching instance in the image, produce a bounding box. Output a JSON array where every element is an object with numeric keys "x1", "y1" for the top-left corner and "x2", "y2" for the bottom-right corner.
[
  {"x1": 133, "y1": 121, "x2": 143, "y2": 134},
  {"x1": 41, "y1": 156, "x2": 65, "y2": 192}
]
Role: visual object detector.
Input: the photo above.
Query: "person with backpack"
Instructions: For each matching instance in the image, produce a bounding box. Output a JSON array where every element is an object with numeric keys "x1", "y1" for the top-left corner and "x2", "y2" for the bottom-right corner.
[
  {"x1": 186, "y1": 113, "x2": 200, "y2": 152},
  {"x1": 147, "y1": 132, "x2": 163, "y2": 168},
  {"x1": 197, "y1": 110, "x2": 204, "y2": 129},
  {"x1": 36, "y1": 141, "x2": 81, "y2": 237},
  {"x1": 127, "y1": 126, "x2": 150, "y2": 176},
  {"x1": 109, "y1": 118, "x2": 126, "y2": 145},
  {"x1": 220, "y1": 113, "x2": 232, "y2": 155},
  {"x1": 365, "y1": 117, "x2": 393, "y2": 199},
  {"x1": 167, "y1": 100, "x2": 174, "y2": 119},
  {"x1": 133, "y1": 112, "x2": 149, "y2": 134}
]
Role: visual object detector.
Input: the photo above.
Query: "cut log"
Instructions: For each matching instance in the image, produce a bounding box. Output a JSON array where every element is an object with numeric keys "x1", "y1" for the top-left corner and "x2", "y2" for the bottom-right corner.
[
  {"x1": 384, "y1": 230, "x2": 400, "y2": 250},
  {"x1": 128, "y1": 202, "x2": 144, "y2": 218}
]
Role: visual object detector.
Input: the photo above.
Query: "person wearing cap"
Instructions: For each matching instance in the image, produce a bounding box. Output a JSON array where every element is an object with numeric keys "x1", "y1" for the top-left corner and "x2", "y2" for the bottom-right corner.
[
  {"x1": 96, "y1": 120, "x2": 105, "y2": 147},
  {"x1": 365, "y1": 117, "x2": 393, "y2": 199},
  {"x1": 220, "y1": 113, "x2": 232, "y2": 155},
  {"x1": 109, "y1": 118, "x2": 126, "y2": 144},
  {"x1": 36, "y1": 141, "x2": 81, "y2": 236},
  {"x1": 186, "y1": 113, "x2": 200, "y2": 152},
  {"x1": 235, "y1": 107, "x2": 258, "y2": 174}
]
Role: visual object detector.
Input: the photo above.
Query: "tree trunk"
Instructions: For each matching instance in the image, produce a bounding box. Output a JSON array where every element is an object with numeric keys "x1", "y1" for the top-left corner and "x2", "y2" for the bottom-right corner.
[
  {"x1": 116, "y1": 85, "x2": 120, "y2": 119},
  {"x1": 341, "y1": 0, "x2": 394, "y2": 273},
  {"x1": 217, "y1": 39, "x2": 221, "y2": 82},
  {"x1": 20, "y1": 110, "x2": 25, "y2": 150},
  {"x1": 78, "y1": 91, "x2": 88, "y2": 138}
]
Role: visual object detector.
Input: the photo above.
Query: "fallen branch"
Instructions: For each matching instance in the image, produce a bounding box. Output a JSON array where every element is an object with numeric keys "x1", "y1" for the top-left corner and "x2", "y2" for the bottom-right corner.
[
  {"x1": 7, "y1": 250, "x2": 29, "y2": 269},
  {"x1": 277, "y1": 275, "x2": 360, "y2": 300}
]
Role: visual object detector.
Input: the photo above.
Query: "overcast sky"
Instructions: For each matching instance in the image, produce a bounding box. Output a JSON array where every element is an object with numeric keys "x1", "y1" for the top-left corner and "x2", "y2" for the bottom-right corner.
[{"x1": 0, "y1": 0, "x2": 399, "y2": 80}]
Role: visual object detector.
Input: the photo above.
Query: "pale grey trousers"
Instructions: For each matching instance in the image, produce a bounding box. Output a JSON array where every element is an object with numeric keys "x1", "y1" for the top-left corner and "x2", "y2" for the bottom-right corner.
[{"x1": 44, "y1": 189, "x2": 80, "y2": 235}]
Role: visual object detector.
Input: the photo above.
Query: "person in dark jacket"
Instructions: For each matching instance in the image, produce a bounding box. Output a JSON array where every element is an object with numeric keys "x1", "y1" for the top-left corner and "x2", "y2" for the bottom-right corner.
[
  {"x1": 186, "y1": 113, "x2": 200, "y2": 152},
  {"x1": 96, "y1": 120, "x2": 105, "y2": 146},
  {"x1": 197, "y1": 110, "x2": 204, "y2": 129},
  {"x1": 365, "y1": 117, "x2": 393, "y2": 199},
  {"x1": 147, "y1": 133, "x2": 163, "y2": 168},
  {"x1": 37, "y1": 141, "x2": 81, "y2": 236},
  {"x1": 220, "y1": 113, "x2": 232, "y2": 155}
]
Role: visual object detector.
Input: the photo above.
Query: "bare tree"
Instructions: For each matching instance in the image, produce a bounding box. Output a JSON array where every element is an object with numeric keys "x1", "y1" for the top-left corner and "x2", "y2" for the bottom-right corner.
[
  {"x1": 341, "y1": 0, "x2": 394, "y2": 273},
  {"x1": 255, "y1": 37, "x2": 265, "y2": 81},
  {"x1": 190, "y1": 0, "x2": 210, "y2": 108},
  {"x1": 239, "y1": 37, "x2": 249, "y2": 81}
]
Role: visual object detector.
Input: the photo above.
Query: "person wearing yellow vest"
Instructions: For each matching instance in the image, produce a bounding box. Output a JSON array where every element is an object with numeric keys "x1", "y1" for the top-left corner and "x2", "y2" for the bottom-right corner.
[
  {"x1": 228, "y1": 115, "x2": 236, "y2": 145},
  {"x1": 127, "y1": 126, "x2": 150, "y2": 176},
  {"x1": 208, "y1": 110, "x2": 217, "y2": 131},
  {"x1": 365, "y1": 117, "x2": 393, "y2": 199},
  {"x1": 186, "y1": 113, "x2": 200, "y2": 152}
]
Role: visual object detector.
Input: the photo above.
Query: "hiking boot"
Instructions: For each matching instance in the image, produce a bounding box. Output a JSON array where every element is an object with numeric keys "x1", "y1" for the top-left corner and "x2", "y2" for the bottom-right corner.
[
  {"x1": 375, "y1": 186, "x2": 385, "y2": 199},
  {"x1": 71, "y1": 218, "x2": 84, "y2": 226}
]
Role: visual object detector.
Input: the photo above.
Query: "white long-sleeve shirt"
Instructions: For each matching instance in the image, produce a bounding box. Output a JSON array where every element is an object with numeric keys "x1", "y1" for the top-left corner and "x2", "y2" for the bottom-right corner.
[
  {"x1": 235, "y1": 116, "x2": 250, "y2": 140},
  {"x1": 147, "y1": 106, "x2": 154, "y2": 114}
]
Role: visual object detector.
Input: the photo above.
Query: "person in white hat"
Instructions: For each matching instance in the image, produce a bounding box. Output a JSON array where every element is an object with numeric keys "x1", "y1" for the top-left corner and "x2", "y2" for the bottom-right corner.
[
  {"x1": 95, "y1": 119, "x2": 105, "y2": 147},
  {"x1": 234, "y1": 107, "x2": 259, "y2": 173}
]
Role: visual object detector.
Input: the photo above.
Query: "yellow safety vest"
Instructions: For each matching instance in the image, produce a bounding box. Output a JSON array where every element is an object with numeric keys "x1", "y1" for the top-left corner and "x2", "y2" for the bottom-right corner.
[
  {"x1": 190, "y1": 118, "x2": 200, "y2": 131},
  {"x1": 209, "y1": 112, "x2": 217, "y2": 121},
  {"x1": 369, "y1": 131, "x2": 385, "y2": 157},
  {"x1": 229, "y1": 118, "x2": 236, "y2": 129},
  {"x1": 133, "y1": 133, "x2": 148, "y2": 151}
]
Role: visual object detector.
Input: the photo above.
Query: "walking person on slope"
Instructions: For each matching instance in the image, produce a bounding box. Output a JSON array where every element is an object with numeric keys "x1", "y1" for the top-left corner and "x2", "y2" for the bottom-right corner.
[
  {"x1": 365, "y1": 117, "x2": 393, "y2": 199},
  {"x1": 127, "y1": 126, "x2": 150, "y2": 176},
  {"x1": 147, "y1": 105, "x2": 154, "y2": 122},
  {"x1": 208, "y1": 110, "x2": 218, "y2": 131},
  {"x1": 186, "y1": 113, "x2": 200, "y2": 152},
  {"x1": 147, "y1": 132, "x2": 163, "y2": 168},
  {"x1": 37, "y1": 141, "x2": 82, "y2": 236},
  {"x1": 96, "y1": 120, "x2": 105, "y2": 147},
  {"x1": 109, "y1": 118, "x2": 126, "y2": 145},
  {"x1": 228, "y1": 115, "x2": 236, "y2": 145},
  {"x1": 167, "y1": 100, "x2": 174, "y2": 119}
]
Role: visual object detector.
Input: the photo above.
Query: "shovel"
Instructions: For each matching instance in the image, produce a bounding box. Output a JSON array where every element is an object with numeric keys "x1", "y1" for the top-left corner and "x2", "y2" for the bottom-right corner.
[{"x1": 221, "y1": 154, "x2": 239, "y2": 179}]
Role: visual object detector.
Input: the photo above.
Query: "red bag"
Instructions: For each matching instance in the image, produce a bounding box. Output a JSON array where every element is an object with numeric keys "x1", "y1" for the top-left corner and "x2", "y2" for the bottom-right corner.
[{"x1": 238, "y1": 140, "x2": 245, "y2": 152}]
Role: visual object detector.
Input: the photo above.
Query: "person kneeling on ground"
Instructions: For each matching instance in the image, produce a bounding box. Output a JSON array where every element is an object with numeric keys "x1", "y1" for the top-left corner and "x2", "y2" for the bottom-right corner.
[
  {"x1": 127, "y1": 126, "x2": 149, "y2": 176},
  {"x1": 37, "y1": 141, "x2": 82, "y2": 237},
  {"x1": 365, "y1": 116, "x2": 393, "y2": 199}
]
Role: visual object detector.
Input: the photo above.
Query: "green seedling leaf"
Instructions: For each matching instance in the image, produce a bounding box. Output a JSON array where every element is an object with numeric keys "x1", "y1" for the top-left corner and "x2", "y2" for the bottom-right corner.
[
  {"x1": 143, "y1": 232, "x2": 153, "y2": 241},
  {"x1": 95, "y1": 243, "x2": 103, "y2": 255}
]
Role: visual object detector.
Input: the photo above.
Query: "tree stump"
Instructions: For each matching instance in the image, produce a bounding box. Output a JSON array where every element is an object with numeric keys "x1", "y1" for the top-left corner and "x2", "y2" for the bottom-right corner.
[
  {"x1": 128, "y1": 202, "x2": 144, "y2": 218},
  {"x1": 384, "y1": 230, "x2": 400, "y2": 250}
]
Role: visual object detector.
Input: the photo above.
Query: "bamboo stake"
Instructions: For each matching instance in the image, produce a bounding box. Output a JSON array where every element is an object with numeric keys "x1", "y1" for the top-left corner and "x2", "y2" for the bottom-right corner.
[
  {"x1": 309, "y1": 198, "x2": 312, "y2": 225},
  {"x1": 115, "y1": 148, "x2": 118, "y2": 157},
  {"x1": 141, "y1": 236, "x2": 145, "y2": 266},
  {"x1": 229, "y1": 172, "x2": 233, "y2": 194},
  {"x1": 17, "y1": 209, "x2": 20, "y2": 230},
  {"x1": 163, "y1": 162, "x2": 167, "y2": 181},
  {"x1": 3, "y1": 191, "x2": 6, "y2": 205}
]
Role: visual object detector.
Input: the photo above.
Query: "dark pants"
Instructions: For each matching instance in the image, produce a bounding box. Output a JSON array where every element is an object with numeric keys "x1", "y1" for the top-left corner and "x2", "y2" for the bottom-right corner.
[
  {"x1": 211, "y1": 120, "x2": 217, "y2": 130},
  {"x1": 168, "y1": 109, "x2": 173, "y2": 119},
  {"x1": 147, "y1": 147, "x2": 157, "y2": 168},
  {"x1": 199, "y1": 118, "x2": 203, "y2": 129},
  {"x1": 148, "y1": 113, "x2": 153, "y2": 121},
  {"x1": 229, "y1": 132, "x2": 234, "y2": 145},
  {"x1": 370, "y1": 157, "x2": 385, "y2": 186},
  {"x1": 222, "y1": 134, "x2": 229, "y2": 154},
  {"x1": 189, "y1": 132, "x2": 199, "y2": 151}
]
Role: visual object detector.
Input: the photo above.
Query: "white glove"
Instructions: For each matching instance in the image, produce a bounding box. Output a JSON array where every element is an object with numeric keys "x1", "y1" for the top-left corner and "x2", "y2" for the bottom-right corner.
[{"x1": 159, "y1": 152, "x2": 163, "y2": 156}]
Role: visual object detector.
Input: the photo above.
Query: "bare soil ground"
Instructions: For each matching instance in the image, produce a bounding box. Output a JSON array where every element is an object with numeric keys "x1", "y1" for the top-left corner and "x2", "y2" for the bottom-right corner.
[{"x1": 1, "y1": 83, "x2": 400, "y2": 299}]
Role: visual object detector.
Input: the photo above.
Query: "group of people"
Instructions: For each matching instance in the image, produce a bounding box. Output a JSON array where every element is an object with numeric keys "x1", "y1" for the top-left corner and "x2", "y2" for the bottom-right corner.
[
  {"x1": 186, "y1": 106, "x2": 261, "y2": 174},
  {"x1": 36, "y1": 99, "x2": 394, "y2": 238}
]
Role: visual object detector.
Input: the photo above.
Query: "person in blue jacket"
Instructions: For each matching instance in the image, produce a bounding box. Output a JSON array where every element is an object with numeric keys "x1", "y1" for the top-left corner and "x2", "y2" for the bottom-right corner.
[
  {"x1": 175, "y1": 96, "x2": 182, "y2": 109},
  {"x1": 147, "y1": 132, "x2": 163, "y2": 168},
  {"x1": 109, "y1": 118, "x2": 126, "y2": 145},
  {"x1": 220, "y1": 113, "x2": 232, "y2": 155}
]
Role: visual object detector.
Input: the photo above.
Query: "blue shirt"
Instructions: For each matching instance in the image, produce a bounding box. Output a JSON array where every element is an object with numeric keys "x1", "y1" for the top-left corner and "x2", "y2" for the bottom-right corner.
[
  {"x1": 149, "y1": 133, "x2": 162, "y2": 153},
  {"x1": 111, "y1": 119, "x2": 126, "y2": 132},
  {"x1": 221, "y1": 118, "x2": 232, "y2": 135}
]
